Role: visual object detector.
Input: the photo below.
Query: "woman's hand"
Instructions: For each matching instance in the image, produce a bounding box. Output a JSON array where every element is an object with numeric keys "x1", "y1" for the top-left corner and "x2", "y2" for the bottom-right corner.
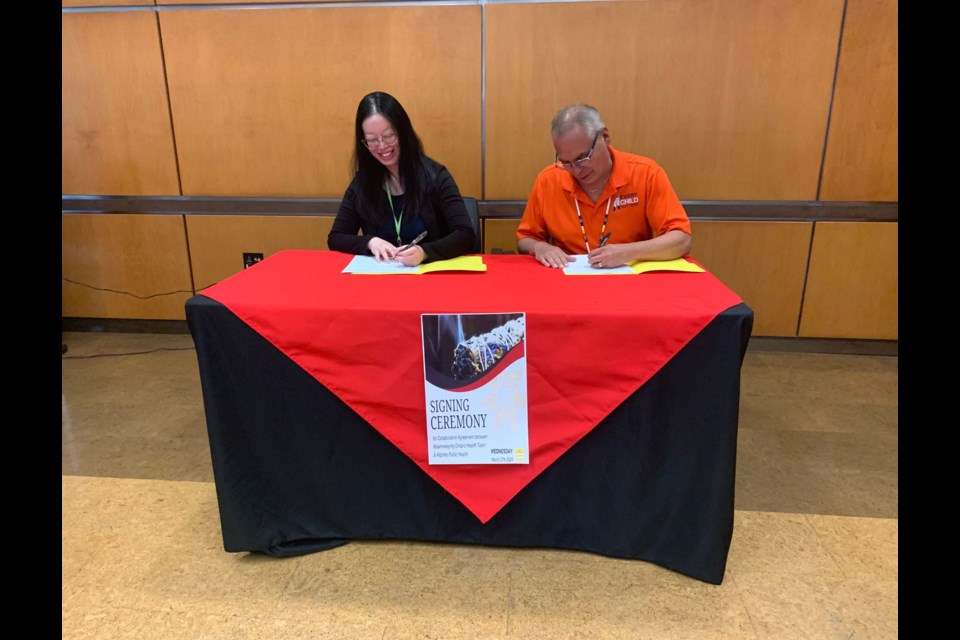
[
  {"x1": 367, "y1": 237, "x2": 399, "y2": 262},
  {"x1": 395, "y1": 245, "x2": 426, "y2": 267}
]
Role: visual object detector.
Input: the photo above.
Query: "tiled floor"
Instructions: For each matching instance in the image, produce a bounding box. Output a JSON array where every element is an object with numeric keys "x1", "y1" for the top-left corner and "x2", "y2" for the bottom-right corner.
[{"x1": 62, "y1": 332, "x2": 898, "y2": 639}]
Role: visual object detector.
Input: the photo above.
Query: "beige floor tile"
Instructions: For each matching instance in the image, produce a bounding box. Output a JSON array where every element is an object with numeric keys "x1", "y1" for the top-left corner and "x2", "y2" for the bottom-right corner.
[
  {"x1": 229, "y1": 613, "x2": 385, "y2": 640},
  {"x1": 63, "y1": 605, "x2": 151, "y2": 640},
  {"x1": 62, "y1": 529, "x2": 110, "y2": 595},
  {"x1": 61, "y1": 433, "x2": 214, "y2": 482},
  {"x1": 63, "y1": 476, "x2": 290, "y2": 616},
  {"x1": 62, "y1": 476, "x2": 220, "y2": 539},
  {"x1": 62, "y1": 404, "x2": 209, "y2": 444},
  {"x1": 383, "y1": 623, "x2": 506, "y2": 640},
  {"x1": 741, "y1": 352, "x2": 898, "y2": 407},
  {"x1": 739, "y1": 396, "x2": 897, "y2": 434},
  {"x1": 62, "y1": 332, "x2": 196, "y2": 355},
  {"x1": 805, "y1": 514, "x2": 898, "y2": 580},
  {"x1": 727, "y1": 511, "x2": 844, "y2": 579},
  {"x1": 733, "y1": 571, "x2": 898, "y2": 640},
  {"x1": 66, "y1": 539, "x2": 296, "y2": 616},
  {"x1": 62, "y1": 333, "x2": 211, "y2": 482},
  {"x1": 735, "y1": 429, "x2": 898, "y2": 518},
  {"x1": 274, "y1": 540, "x2": 512, "y2": 637},
  {"x1": 62, "y1": 605, "x2": 384, "y2": 640},
  {"x1": 727, "y1": 512, "x2": 898, "y2": 639},
  {"x1": 504, "y1": 550, "x2": 757, "y2": 639}
]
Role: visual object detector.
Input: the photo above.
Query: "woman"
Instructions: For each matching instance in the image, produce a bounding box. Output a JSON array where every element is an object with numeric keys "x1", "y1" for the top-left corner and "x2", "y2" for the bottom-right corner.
[{"x1": 328, "y1": 92, "x2": 476, "y2": 266}]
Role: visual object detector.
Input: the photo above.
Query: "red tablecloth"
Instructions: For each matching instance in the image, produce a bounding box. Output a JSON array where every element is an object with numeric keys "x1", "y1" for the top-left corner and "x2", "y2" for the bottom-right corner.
[{"x1": 201, "y1": 251, "x2": 743, "y2": 522}]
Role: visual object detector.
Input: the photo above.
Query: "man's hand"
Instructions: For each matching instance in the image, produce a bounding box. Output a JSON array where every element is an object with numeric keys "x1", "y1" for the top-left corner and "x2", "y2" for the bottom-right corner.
[
  {"x1": 521, "y1": 239, "x2": 575, "y2": 269},
  {"x1": 535, "y1": 243, "x2": 575, "y2": 268},
  {"x1": 587, "y1": 244, "x2": 632, "y2": 269},
  {"x1": 367, "y1": 237, "x2": 398, "y2": 262},
  {"x1": 587, "y1": 231, "x2": 693, "y2": 267}
]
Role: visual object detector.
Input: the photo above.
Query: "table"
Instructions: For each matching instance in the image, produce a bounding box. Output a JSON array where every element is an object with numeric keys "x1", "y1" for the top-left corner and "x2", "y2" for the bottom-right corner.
[{"x1": 187, "y1": 251, "x2": 752, "y2": 584}]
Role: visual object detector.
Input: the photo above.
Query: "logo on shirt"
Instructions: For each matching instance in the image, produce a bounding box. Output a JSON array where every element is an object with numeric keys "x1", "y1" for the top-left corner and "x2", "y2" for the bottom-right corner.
[{"x1": 613, "y1": 193, "x2": 639, "y2": 211}]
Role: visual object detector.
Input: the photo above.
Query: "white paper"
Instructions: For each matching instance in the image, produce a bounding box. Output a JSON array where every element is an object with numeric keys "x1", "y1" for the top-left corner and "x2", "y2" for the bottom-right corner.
[
  {"x1": 341, "y1": 255, "x2": 420, "y2": 274},
  {"x1": 562, "y1": 254, "x2": 634, "y2": 275}
]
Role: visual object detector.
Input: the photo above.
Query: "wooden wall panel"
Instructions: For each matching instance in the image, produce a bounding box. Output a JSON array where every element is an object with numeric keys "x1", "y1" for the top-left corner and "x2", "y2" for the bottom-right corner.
[
  {"x1": 691, "y1": 221, "x2": 812, "y2": 337},
  {"x1": 63, "y1": 1, "x2": 153, "y2": 7},
  {"x1": 486, "y1": 0, "x2": 843, "y2": 201},
  {"x1": 158, "y1": 0, "x2": 367, "y2": 4},
  {"x1": 483, "y1": 219, "x2": 520, "y2": 254},
  {"x1": 819, "y1": 0, "x2": 898, "y2": 202},
  {"x1": 63, "y1": 2, "x2": 367, "y2": 6},
  {"x1": 186, "y1": 215, "x2": 334, "y2": 288},
  {"x1": 160, "y1": 6, "x2": 481, "y2": 198},
  {"x1": 799, "y1": 222, "x2": 898, "y2": 339},
  {"x1": 62, "y1": 11, "x2": 180, "y2": 195},
  {"x1": 62, "y1": 214, "x2": 193, "y2": 320}
]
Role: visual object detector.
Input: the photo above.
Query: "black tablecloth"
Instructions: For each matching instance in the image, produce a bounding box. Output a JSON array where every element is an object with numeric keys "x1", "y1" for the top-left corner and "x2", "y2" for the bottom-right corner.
[{"x1": 187, "y1": 295, "x2": 752, "y2": 584}]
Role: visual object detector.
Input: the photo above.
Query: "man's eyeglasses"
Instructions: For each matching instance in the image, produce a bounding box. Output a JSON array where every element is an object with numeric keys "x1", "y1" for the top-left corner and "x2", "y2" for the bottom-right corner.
[
  {"x1": 362, "y1": 133, "x2": 399, "y2": 149},
  {"x1": 555, "y1": 131, "x2": 601, "y2": 171}
]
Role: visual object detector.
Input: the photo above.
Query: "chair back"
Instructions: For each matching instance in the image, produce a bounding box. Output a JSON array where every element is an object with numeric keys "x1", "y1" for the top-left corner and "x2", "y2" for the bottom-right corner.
[{"x1": 462, "y1": 196, "x2": 482, "y2": 254}]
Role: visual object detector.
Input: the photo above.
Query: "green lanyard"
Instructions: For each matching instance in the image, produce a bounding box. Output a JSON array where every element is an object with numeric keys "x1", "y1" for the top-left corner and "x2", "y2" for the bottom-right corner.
[{"x1": 385, "y1": 181, "x2": 403, "y2": 245}]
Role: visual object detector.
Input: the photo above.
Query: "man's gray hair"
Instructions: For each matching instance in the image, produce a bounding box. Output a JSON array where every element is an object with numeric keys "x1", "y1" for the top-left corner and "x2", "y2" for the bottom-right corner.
[{"x1": 551, "y1": 104, "x2": 605, "y2": 139}]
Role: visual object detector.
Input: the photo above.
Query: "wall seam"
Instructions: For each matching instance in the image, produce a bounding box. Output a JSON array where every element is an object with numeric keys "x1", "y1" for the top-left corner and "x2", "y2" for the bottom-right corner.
[{"x1": 816, "y1": 0, "x2": 849, "y2": 200}]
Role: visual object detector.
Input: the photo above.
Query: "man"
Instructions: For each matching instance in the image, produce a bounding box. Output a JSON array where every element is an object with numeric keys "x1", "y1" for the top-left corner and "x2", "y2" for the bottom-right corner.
[{"x1": 516, "y1": 104, "x2": 692, "y2": 269}]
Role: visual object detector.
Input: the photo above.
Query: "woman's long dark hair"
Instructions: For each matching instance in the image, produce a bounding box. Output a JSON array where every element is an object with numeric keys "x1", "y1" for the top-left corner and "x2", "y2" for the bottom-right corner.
[{"x1": 353, "y1": 91, "x2": 426, "y2": 221}]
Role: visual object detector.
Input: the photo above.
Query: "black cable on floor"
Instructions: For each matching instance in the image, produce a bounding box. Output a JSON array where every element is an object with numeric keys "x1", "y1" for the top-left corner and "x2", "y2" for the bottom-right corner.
[{"x1": 61, "y1": 347, "x2": 196, "y2": 360}]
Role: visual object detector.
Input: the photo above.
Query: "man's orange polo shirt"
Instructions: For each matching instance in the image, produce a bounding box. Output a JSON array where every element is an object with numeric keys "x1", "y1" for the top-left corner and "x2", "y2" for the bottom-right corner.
[{"x1": 516, "y1": 146, "x2": 691, "y2": 255}]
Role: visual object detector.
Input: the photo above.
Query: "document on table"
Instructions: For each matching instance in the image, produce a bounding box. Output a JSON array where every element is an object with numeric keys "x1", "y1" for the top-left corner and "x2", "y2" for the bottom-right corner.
[
  {"x1": 342, "y1": 255, "x2": 487, "y2": 275},
  {"x1": 562, "y1": 255, "x2": 634, "y2": 275},
  {"x1": 630, "y1": 258, "x2": 705, "y2": 274},
  {"x1": 563, "y1": 255, "x2": 706, "y2": 276}
]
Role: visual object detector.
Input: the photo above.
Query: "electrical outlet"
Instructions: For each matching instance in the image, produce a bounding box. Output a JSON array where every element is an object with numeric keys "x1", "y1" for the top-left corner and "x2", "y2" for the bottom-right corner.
[{"x1": 243, "y1": 253, "x2": 264, "y2": 269}]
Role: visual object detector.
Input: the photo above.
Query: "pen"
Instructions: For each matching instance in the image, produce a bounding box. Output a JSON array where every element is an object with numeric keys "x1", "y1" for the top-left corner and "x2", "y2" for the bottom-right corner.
[
  {"x1": 598, "y1": 232, "x2": 611, "y2": 248},
  {"x1": 397, "y1": 231, "x2": 428, "y2": 253}
]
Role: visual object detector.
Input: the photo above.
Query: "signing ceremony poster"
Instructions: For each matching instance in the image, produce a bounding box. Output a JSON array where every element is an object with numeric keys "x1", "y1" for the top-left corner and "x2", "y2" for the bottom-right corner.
[{"x1": 421, "y1": 313, "x2": 529, "y2": 465}]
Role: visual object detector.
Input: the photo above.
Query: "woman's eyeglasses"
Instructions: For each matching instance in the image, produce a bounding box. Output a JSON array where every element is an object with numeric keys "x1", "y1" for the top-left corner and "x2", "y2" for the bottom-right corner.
[{"x1": 362, "y1": 133, "x2": 399, "y2": 149}]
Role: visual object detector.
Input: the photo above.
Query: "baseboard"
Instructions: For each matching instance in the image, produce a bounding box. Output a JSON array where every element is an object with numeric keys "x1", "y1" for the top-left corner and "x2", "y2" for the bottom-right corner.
[
  {"x1": 62, "y1": 318, "x2": 191, "y2": 335},
  {"x1": 747, "y1": 337, "x2": 898, "y2": 356}
]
